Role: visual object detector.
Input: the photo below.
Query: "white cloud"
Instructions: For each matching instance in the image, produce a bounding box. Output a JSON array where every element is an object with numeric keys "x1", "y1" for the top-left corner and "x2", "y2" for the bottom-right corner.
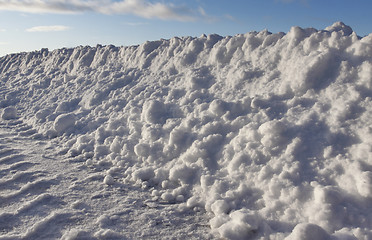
[
  {"x1": 0, "y1": 0, "x2": 91, "y2": 14},
  {"x1": 104, "y1": 0, "x2": 196, "y2": 21},
  {"x1": 122, "y1": 21, "x2": 148, "y2": 26},
  {"x1": 26, "y1": 25, "x2": 70, "y2": 32},
  {"x1": 0, "y1": 0, "x2": 198, "y2": 21}
]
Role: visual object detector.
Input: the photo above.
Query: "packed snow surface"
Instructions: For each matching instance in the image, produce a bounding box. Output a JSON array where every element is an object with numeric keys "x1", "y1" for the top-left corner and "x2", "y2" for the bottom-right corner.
[{"x1": 1, "y1": 22, "x2": 372, "y2": 239}]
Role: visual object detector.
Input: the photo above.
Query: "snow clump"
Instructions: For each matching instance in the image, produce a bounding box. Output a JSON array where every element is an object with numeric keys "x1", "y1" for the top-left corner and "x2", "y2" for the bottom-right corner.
[
  {"x1": 53, "y1": 113, "x2": 76, "y2": 134},
  {"x1": 1, "y1": 106, "x2": 17, "y2": 120}
]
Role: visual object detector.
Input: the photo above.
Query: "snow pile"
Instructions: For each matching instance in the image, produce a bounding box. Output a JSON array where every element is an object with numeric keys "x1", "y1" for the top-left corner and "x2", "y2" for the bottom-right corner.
[{"x1": 1, "y1": 22, "x2": 372, "y2": 239}]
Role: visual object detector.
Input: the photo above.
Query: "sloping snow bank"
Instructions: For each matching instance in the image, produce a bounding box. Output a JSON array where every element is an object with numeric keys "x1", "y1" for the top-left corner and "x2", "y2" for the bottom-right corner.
[{"x1": 1, "y1": 22, "x2": 372, "y2": 239}]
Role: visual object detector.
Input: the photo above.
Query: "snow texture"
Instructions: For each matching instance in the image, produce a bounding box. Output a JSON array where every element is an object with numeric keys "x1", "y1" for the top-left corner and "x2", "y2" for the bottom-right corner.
[{"x1": 0, "y1": 22, "x2": 372, "y2": 239}]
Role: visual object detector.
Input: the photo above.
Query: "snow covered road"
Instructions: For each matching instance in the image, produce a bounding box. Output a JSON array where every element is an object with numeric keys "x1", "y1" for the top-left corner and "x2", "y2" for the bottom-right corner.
[{"x1": 0, "y1": 119, "x2": 213, "y2": 239}]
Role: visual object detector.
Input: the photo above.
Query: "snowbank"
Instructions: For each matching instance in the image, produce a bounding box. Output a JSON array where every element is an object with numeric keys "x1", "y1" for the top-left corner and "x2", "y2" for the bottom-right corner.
[{"x1": 1, "y1": 21, "x2": 372, "y2": 239}]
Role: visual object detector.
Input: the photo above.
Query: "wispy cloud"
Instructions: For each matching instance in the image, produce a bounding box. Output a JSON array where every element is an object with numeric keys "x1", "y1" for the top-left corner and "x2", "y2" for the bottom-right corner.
[
  {"x1": 0, "y1": 0, "x2": 199, "y2": 21},
  {"x1": 224, "y1": 14, "x2": 236, "y2": 21},
  {"x1": 0, "y1": 28, "x2": 5, "y2": 32},
  {"x1": 122, "y1": 21, "x2": 148, "y2": 26},
  {"x1": 26, "y1": 25, "x2": 70, "y2": 32}
]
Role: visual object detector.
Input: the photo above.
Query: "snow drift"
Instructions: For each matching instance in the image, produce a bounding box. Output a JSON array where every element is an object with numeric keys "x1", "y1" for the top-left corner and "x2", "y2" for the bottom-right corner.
[{"x1": 1, "y1": 22, "x2": 372, "y2": 239}]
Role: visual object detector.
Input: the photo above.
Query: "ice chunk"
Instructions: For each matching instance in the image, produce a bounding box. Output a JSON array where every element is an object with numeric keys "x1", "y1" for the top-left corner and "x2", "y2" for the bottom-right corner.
[
  {"x1": 54, "y1": 113, "x2": 76, "y2": 134},
  {"x1": 61, "y1": 229, "x2": 92, "y2": 240},
  {"x1": 169, "y1": 163, "x2": 199, "y2": 185},
  {"x1": 132, "y1": 167, "x2": 155, "y2": 181},
  {"x1": 216, "y1": 210, "x2": 261, "y2": 240},
  {"x1": 103, "y1": 175, "x2": 115, "y2": 185},
  {"x1": 211, "y1": 199, "x2": 230, "y2": 215},
  {"x1": 285, "y1": 223, "x2": 331, "y2": 240},
  {"x1": 142, "y1": 100, "x2": 168, "y2": 124},
  {"x1": 161, "y1": 191, "x2": 174, "y2": 202},
  {"x1": 1, "y1": 106, "x2": 17, "y2": 120}
]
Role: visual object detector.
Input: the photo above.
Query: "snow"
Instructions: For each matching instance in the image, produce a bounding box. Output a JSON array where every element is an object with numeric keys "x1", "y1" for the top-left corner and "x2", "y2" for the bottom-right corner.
[
  {"x1": 0, "y1": 21, "x2": 372, "y2": 239},
  {"x1": 285, "y1": 223, "x2": 332, "y2": 240},
  {"x1": 1, "y1": 106, "x2": 17, "y2": 120},
  {"x1": 54, "y1": 113, "x2": 76, "y2": 134}
]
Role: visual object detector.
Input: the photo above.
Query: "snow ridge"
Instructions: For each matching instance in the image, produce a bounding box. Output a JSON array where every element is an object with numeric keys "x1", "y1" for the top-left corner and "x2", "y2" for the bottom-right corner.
[{"x1": 1, "y1": 22, "x2": 372, "y2": 239}]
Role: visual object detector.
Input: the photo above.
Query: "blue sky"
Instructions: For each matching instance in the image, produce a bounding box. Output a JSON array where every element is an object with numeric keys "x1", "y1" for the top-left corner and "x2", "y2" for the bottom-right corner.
[{"x1": 0, "y1": 0, "x2": 372, "y2": 56}]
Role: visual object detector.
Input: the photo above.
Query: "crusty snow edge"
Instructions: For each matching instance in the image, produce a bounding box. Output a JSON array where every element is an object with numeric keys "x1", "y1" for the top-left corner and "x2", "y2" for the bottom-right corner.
[{"x1": 1, "y1": 21, "x2": 372, "y2": 239}]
